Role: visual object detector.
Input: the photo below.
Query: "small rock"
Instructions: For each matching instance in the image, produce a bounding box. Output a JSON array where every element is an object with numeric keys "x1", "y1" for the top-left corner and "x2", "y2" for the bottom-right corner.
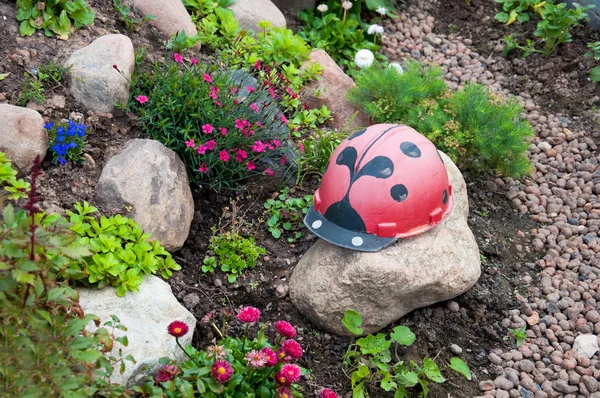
[
  {"x1": 573, "y1": 334, "x2": 599, "y2": 358},
  {"x1": 183, "y1": 293, "x2": 200, "y2": 309},
  {"x1": 447, "y1": 300, "x2": 460, "y2": 312},
  {"x1": 450, "y1": 344, "x2": 463, "y2": 355}
]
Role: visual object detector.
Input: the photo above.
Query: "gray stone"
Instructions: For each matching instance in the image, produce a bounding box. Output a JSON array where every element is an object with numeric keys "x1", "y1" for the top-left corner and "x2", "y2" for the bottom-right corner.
[
  {"x1": 127, "y1": 0, "x2": 197, "y2": 39},
  {"x1": 78, "y1": 276, "x2": 196, "y2": 387},
  {"x1": 183, "y1": 293, "x2": 200, "y2": 310},
  {"x1": 96, "y1": 139, "x2": 194, "y2": 251},
  {"x1": 271, "y1": 0, "x2": 315, "y2": 11},
  {"x1": 66, "y1": 34, "x2": 134, "y2": 113},
  {"x1": 0, "y1": 104, "x2": 46, "y2": 174},
  {"x1": 290, "y1": 152, "x2": 481, "y2": 335},
  {"x1": 230, "y1": 0, "x2": 286, "y2": 31},
  {"x1": 573, "y1": 334, "x2": 599, "y2": 358},
  {"x1": 494, "y1": 375, "x2": 514, "y2": 391}
]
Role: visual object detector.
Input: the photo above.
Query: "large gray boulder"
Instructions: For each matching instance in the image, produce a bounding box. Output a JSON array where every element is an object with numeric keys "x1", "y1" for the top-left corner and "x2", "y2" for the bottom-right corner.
[
  {"x1": 271, "y1": 0, "x2": 316, "y2": 11},
  {"x1": 78, "y1": 276, "x2": 196, "y2": 387},
  {"x1": 290, "y1": 152, "x2": 480, "y2": 335},
  {"x1": 230, "y1": 0, "x2": 286, "y2": 31},
  {"x1": 96, "y1": 139, "x2": 194, "y2": 252},
  {"x1": 66, "y1": 34, "x2": 134, "y2": 113},
  {"x1": 300, "y1": 49, "x2": 371, "y2": 132},
  {"x1": 126, "y1": 0, "x2": 197, "y2": 39},
  {"x1": 0, "y1": 104, "x2": 47, "y2": 174}
]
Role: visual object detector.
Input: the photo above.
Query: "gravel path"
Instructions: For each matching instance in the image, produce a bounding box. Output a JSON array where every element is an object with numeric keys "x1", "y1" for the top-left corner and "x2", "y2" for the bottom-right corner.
[{"x1": 378, "y1": 1, "x2": 600, "y2": 397}]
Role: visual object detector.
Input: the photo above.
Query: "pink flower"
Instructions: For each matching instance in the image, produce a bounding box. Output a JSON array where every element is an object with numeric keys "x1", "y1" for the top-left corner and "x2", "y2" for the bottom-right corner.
[
  {"x1": 274, "y1": 321, "x2": 296, "y2": 338},
  {"x1": 237, "y1": 306, "x2": 260, "y2": 323},
  {"x1": 275, "y1": 364, "x2": 301, "y2": 386},
  {"x1": 281, "y1": 115, "x2": 288, "y2": 125},
  {"x1": 202, "y1": 124, "x2": 214, "y2": 134},
  {"x1": 264, "y1": 168, "x2": 274, "y2": 176},
  {"x1": 200, "y1": 311, "x2": 215, "y2": 324},
  {"x1": 272, "y1": 139, "x2": 281, "y2": 147},
  {"x1": 219, "y1": 127, "x2": 228, "y2": 136},
  {"x1": 235, "y1": 119, "x2": 246, "y2": 130},
  {"x1": 256, "y1": 121, "x2": 263, "y2": 127},
  {"x1": 198, "y1": 162, "x2": 209, "y2": 173},
  {"x1": 205, "y1": 140, "x2": 216, "y2": 150},
  {"x1": 249, "y1": 103, "x2": 260, "y2": 112},
  {"x1": 254, "y1": 60, "x2": 262, "y2": 70},
  {"x1": 281, "y1": 155, "x2": 286, "y2": 165},
  {"x1": 206, "y1": 345, "x2": 227, "y2": 360},
  {"x1": 219, "y1": 150, "x2": 230, "y2": 162},
  {"x1": 209, "y1": 86, "x2": 220, "y2": 100},
  {"x1": 269, "y1": 87, "x2": 276, "y2": 99},
  {"x1": 282, "y1": 339, "x2": 303, "y2": 359},
  {"x1": 235, "y1": 149, "x2": 248, "y2": 163},
  {"x1": 204, "y1": 73, "x2": 213, "y2": 83},
  {"x1": 136, "y1": 95, "x2": 148, "y2": 104},
  {"x1": 154, "y1": 364, "x2": 179, "y2": 384},
  {"x1": 246, "y1": 161, "x2": 256, "y2": 171},
  {"x1": 319, "y1": 389, "x2": 339, "y2": 398},
  {"x1": 214, "y1": 100, "x2": 223, "y2": 107},
  {"x1": 185, "y1": 139, "x2": 195, "y2": 148},
  {"x1": 190, "y1": 57, "x2": 198, "y2": 65},
  {"x1": 278, "y1": 387, "x2": 293, "y2": 398},
  {"x1": 167, "y1": 321, "x2": 189, "y2": 338},
  {"x1": 277, "y1": 348, "x2": 292, "y2": 363},
  {"x1": 299, "y1": 143, "x2": 305, "y2": 153},
  {"x1": 211, "y1": 360, "x2": 234, "y2": 384},
  {"x1": 173, "y1": 53, "x2": 183, "y2": 63},
  {"x1": 247, "y1": 86, "x2": 255, "y2": 93},
  {"x1": 265, "y1": 143, "x2": 274, "y2": 150},
  {"x1": 250, "y1": 141, "x2": 265, "y2": 153},
  {"x1": 260, "y1": 347, "x2": 278, "y2": 367},
  {"x1": 196, "y1": 145, "x2": 207, "y2": 155},
  {"x1": 244, "y1": 350, "x2": 268, "y2": 368}
]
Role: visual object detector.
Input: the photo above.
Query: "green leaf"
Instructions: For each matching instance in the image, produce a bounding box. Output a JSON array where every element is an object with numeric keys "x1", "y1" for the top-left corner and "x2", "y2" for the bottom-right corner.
[
  {"x1": 449, "y1": 357, "x2": 472, "y2": 380},
  {"x1": 0, "y1": 72, "x2": 10, "y2": 81},
  {"x1": 390, "y1": 325, "x2": 416, "y2": 346},
  {"x1": 20, "y1": 20, "x2": 36, "y2": 36},
  {"x1": 591, "y1": 66, "x2": 600, "y2": 82},
  {"x1": 356, "y1": 333, "x2": 391, "y2": 355},
  {"x1": 270, "y1": 228, "x2": 282, "y2": 239},
  {"x1": 206, "y1": 377, "x2": 225, "y2": 394},
  {"x1": 396, "y1": 370, "x2": 419, "y2": 387},
  {"x1": 342, "y1": 309, "x2": 363, "y2": 335},
  {"x1": 179, "y1": 380, "x2": 195, "y2": 398},
  {"x1": 423, "y1": 358, "x2": 445, "y2": 383}
]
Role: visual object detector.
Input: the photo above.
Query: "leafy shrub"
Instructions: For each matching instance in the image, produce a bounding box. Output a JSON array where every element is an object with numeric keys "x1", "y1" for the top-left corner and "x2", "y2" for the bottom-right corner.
[
  {"x1": 264, "y1": 187, "x2": 312, "y2": 242},
  {"x1": 45, "y1": 119, "x2": 88, "y2": 165},
  {"x1": 65, "y1": 201, "x2": 181, "y2": 296},
  {"x1": 0, "y1": 152, "x2": 30, "y2": 200},
  {"x1": 137, "y1": 309, "x2": 317, "y2": 397},
  {"x1": 347, "y1": 62, "x2": 534, "y2": 177},
  {"x1": 342, "y1": 310, "x2": 471, "y2": 397},
  {"x1": 113, "y1": 0, "x2": 155, "y2": 32},
  {"x1": 587, "y1": 41, "x2": 600, "y2": 81},
  {"x1": 165, "y1": 29, "x2": 202, "y2": 53},
  {"x1": 494, "y1": 0, "x2": 545, "y2": 24},
  {"x1": 0, "y1": 162, "x2": 133, "y2": 397},
  {"x1": 208, "y1": 233, "x2": 265, "y2": 284},
  {"x1": 16, "y1": 0, "x2": 95, "y2": 38},
  {"x1": 17, "y1": 60, "x2": 71, "y2": 106},
  {"x1": 129, "y1": 55, "x2": 291, "y2": 190},
  {"x1": 297, "y1": 129, "x2": 347, "y2": 184}
]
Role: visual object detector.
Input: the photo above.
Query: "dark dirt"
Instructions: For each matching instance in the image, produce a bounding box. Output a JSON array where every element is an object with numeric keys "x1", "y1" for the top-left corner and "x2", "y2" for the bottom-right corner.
[{"x1": 0, "y1": 0, "x2": 581, "y2": 397}]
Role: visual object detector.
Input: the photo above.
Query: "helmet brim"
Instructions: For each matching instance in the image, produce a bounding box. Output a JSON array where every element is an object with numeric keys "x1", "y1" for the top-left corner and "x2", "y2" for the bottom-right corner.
[{"x1": 304, "y1": 206, "x2": 397, "y2": 252}]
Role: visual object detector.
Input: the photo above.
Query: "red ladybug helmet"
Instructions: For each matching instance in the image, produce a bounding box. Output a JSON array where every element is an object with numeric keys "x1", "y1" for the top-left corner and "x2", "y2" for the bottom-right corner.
[{"x1": 304, "y1": 124, "x2": 454, "y2": 252}]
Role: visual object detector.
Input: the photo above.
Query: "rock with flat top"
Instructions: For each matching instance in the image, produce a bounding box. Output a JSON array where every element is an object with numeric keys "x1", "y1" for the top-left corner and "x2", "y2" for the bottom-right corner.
[
  {"x1": 0, "y1": 104, "x2": 47, "y2": 174},
  {"x1": 230, "y1": 0, "x2": 286, "y2": 31}
]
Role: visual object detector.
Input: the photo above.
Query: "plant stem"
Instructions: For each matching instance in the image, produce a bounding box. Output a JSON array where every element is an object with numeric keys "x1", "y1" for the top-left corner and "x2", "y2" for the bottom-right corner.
[
  {"x1": 176, "y1": 337, "x2": 202, "y2": 368},
  {"x1": 241, "y1": 324, "x2": 249, "y2": 352}
]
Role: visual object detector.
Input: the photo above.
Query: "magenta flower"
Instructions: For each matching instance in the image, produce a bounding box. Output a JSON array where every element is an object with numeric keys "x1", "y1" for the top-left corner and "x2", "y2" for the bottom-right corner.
[
  {"x1": 219, "y1": 150, "x2": 230, "y2": 162},
  {"x1": 260, "y1": 347, "x2": 278, "y2": 367},
  {"x1": 246, "y1": 161, "x2": 256, "y2": 171},
  {"x1": 206, "y1": 345, "x2": 227, "y2": 360},
  {"x1": 282, "y1": 339, "x2": 303, "y2": 359},
  {"x1": 173, "y1": 53, "x2": 183, "y2": 63},
  {"x1": 235, "y1": 149, "x2": 248, "y2": 163},
  {"x1": 277, "y1": 348, "x2": 292, "y2": 363},
  {"x1": 264, "y1": 168, "x2": 274, "y2": 176},
  {"x1": 204, "y1": 73, "x2": 213, "y2": 83},
  {"x1": 185, "y1": 139, "x2": 195, "y2": 148},
  {"x1": 154, "y1": 364, "x2": 179, "y2": 384},
  {"x1": 281, "y1": 155, "x2": 286, "y2": 165},
  {"x1": 250, "y1": 141, "x2": 265, "y2": 153},
  {"x1": 167, "y1": 321, "x2": 189, "y2": 338},
  {"x1": 254, "y1": 60, "x2": 262, "y2": 70},
  {"x1": 218, "y1": 127, "x2": 228, "y2": 136},
  {"x1": 277, "y1": 387, "x2": 294, "y2": 398},
  {"x1": 190, "y1": 57, "x2": 198, "y2": 65},
  {"x1": 319, "y1": 389, "x2": 339, "y2": 398},
  {"x1": 205, "y1": 140, "x2": 216, "y2": 150},
  {"x1": 249, "y1": 103, "x2": 260, "y2": 112},
  {"x1": 281, "y1": 115, "x2": 288, "y2": 125},
  {"x1": 214, "y1": 100, "x2": 223, "y2": 107},
  {"x1": 136, "y1": 95, "x2": 148, "y2": 104},
  {"x1": 196, "y1": 145, "x2": 207, "y2": 155},
  {"x1": 237, "y1": 306, "x2": 260, "y2": 323},
  {"x1": 247, "y1": 86, "x2": 255, "y2": 93},
  {"x1": 198, "y1": 162, "x2": 209, "y2": 173},
  {"x1": 299, "y1": 143, "x2": 305, "y2": 153},
  {"x1": 244, "y1": 350, "x2": 268, "y2": 368},
  {"x1": 211, "y1": 360, "x2": 234, "y2": 384},
  {"x1": 272, "y1": 139, "x2": 281, "y2": 147},
  {"x1": 274, "y1": 321, "x2": 297, "y2": 338},
  {"x1": 202, "y1": 124, "x2": 214, "y2": 134},
  {"x1": 235, "y1": 119, "x2": 245, "y2": 130},
  {"x1": 269, "y1": 87, "x2": 276, "y2": 99},
  {"x1": 275, "y1": 364, "x2": 301, "y2": 386}
]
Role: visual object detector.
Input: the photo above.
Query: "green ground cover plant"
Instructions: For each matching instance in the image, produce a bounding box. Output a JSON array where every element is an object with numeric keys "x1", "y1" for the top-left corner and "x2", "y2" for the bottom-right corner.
[
  {"x1": 16, "y1": 0, "x2": 95, "y2": 38},
  {"x1": 0, "y1": 152, "x2": 30, "y2": 201},
  {"x1": 113, "y1": 0, "x2": 155, "y2": 32},
  {"x1": 347, "y1": 61, "x2": 534, "y2": 177},
  {"x1": 296, "y1": 129, "x2": 347, "y2": 185},
  {"x1": 264, "y1": 187, "x2": 313, "y2": 242},
  {"x1": 17, "y1": 60, "x2": 71, "y2": 106}
]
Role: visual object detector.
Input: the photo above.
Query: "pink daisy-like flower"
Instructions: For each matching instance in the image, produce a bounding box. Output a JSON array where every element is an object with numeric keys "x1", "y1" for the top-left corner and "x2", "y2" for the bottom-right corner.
[
  {"x1": 269, "y1": 87, "x2": 276, "y2": 99},
  {"x1": 282, "y1": 339, "x2": 303, "y2": 359},
  {"x1": 319, "y1": 389, "x2": 339, "y2": 398},
  {"x1": 211, "y1": 360, "x2": 234, "y2": 384},
  {"x1": 244, "y1": 350, "x2": 268, "y2": 368},
  {"x1": 264, "y1": 168, "x2": 274, "y2": 176},
  {"x1": 200, "y1": 311, "x2": 215, "y2": 324},
  {"x1": 219, "y1": 150, "x2": 230, "y2": 162},
  {"x1": 235, "y1": 149, "x2": 248, "y2": 163},
  {"x1": 250, "y1": 141, "x2": 265, "y2": 153},
  {"x1": 235, "y1": 119, "x2": 245, "y2": 130},
  {"x1": 277, "y1": 348, "x2": 292, "y2": 363},
  {"x1": 281, "y1": 155, "x2": 286, "y2": 165},
  {"x1": 246, "y1": 161, "x2": 256, "y2": 171},
  {"x1": 173, "y1": 53, "x2": 183, "y2": 63},
  {"x1": 185, "y1": 139, "x2": 196, "y2": 148},
  {"x1": 278, "y1": 387, "x2": 293, "y2": 398},
  {"x1": 206, "y1": 345, "x2": 228, "y2": 360},
  {"x1": 198, "y1": 162, "x2": 209, "y2": 173},
  {"x1": 196, "y1": 145, "x2": 207, "y2": 155},
  {"x1": 247, "y1": 86, "x2": 255, "y2": 93},
  {"x1": 237, "y1": 306, "x2": 260, "y2": 323},
  {"x1": 154, "y1": 364, "x2": 179, "y2": 384},
  {"x1": 249, "y1": 103, "x2": 260, "y2": 112},
  {"x1": 299, "y1": 143, "x2": 305, "y2": 153},
  {"x1": 190, "y1": 57, "x2": 198, "y2": 65},
  {"x1": 204, "y1": 73, "x2": 213, "y2": 83},
  {"x1": 202, "y1": 124, "x2": 214, "y2": 134},
  {"x1": 219, "y1": 127, "x2": 228, "y2": 136},
  {"x1": 275, "y1": 364, "x2": 301, "y2": 386},
  {"x1": 274, "y1": 321, "x2": 296, "y2": 338},
  {"x1": 205, "y1": 140, "x2": 216, "y2": 151},
  {"x1": 260, "y1": 347, "x2": 278, "y2": 367},
  {"x1": 281, "y1": 115, "x2": 288, "y2": 125},
  {"x1": 167, "y1": 321, "x2": 189, "y2": 338},
  {"x1": 136, "y1": 95, "x2": 148, "y2": 104}
]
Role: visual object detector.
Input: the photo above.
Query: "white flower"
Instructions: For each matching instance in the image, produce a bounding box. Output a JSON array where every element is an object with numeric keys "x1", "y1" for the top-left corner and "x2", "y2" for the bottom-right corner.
[
  {"x1": 367, "y1": 24, "x2": 384, "y2": 35},
  {"x1": 376, "y1": 6, "x2": 387, "y2": 15},
  {"x1": 389, "y1": 62, "x2": 404, "y2": 75},
  {"x1": 317, "y1": 4, "x2": 329, "y2": 12},
  {"x1": 355, "y1": 49, "x2": 375, "y2": 68},
  {"x1": 341, "y1": 1, "x2": 353, "y2": 10}
]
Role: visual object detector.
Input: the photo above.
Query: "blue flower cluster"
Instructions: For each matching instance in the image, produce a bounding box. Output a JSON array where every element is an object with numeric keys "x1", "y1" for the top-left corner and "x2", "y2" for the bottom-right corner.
[{"x1": 45, "y1": 120, "x2": 87, "y2": 165}]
